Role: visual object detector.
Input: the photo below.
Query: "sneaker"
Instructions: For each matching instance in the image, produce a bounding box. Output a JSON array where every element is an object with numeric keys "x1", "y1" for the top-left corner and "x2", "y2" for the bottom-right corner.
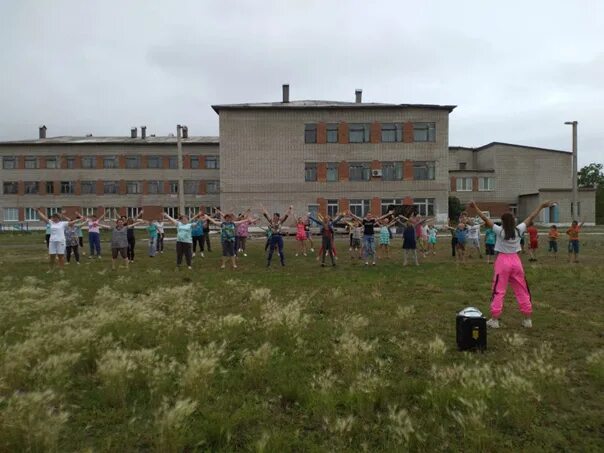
[
  {"x1": 201, "y1": 252, "x2": 205, "y2": 257},
  {"x1": 192, "y1": 252, "x2": 196, "y2": 257},
  {"x1": 310, "y1": 248, "x2": 315, "y2": 252},
  {"x1": 303, "y1": 253, "x2": 307, "y2": 257},
  {"x1": 295, "y1": 253, "x2": 299, "y2": 257},
  {"x1": 365, "y1": 261, "x2": 369, "y2": 266},
  {"x1": 243, "y1": 253, "x2": 247, "y2": 257},
  {"x1": 76, "y1": 261, "x2": 80, "y2": 265},
  {"x1": 188, "y1": 266, "x2": 192, "y2": 270},
  {"x1": 372, "y1": 261, "x2": 376, "y2": 266},
  {"x1": 486, "y1": 318, "x2": 501, "y2": 329},
  {"x1": 233, "y1": 264, "x2": 238, "y2": 269},
  {"x1": 521, "y1": 318, "x2": 532, "y2": 328},
  {"x1": 220, "y1": 264, "x2": 226, "y2": 269}
]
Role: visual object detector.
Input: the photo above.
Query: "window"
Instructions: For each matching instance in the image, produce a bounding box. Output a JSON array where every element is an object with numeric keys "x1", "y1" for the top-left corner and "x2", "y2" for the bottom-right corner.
[
  {"x1": 147, "y1": 156, "x2": 161, "y2": 168},
  {"x1": 3, "y1": 182, "x2": 18, "y2": 194},
  {"x1": 163, "y1": 207, "x2": 179, "y2": 218},
  {"x1": 46, "y1": 181, "x2": 55, "y2": 194},
  {"x1": 509, "y1": 204, "x2": 518, "y2": 216},
  {"x1": 127, "y1": 207, "x2": 142, "y2": 218},
  {"x1": 305, "y1": 163, "x2": 317, "y2": 182},
  {"x1": 125, "y1": 156, "x2": 141, "y2": 169},
  {"x1": 413, "y1": 198, "x2": 435, "y2": 216},
  {"x1": 148, "y1": 180, "x2": 163, "y2": 194},
  {"x1": 190, "y1": 156, "x2": 200, "y2": 169},
  {"x1": 349, "y1": 123, "x2": 370, "y2": 143},
  {"x1": 3, "y1": 208, "x2": 18, "y2": 222},
  {"x1": 327, "y1": 200, "x2": 339, "y2": 218},
  {"x1": 207, "y1": 180, "x2": 220, "y2": 194},
  {"x1": 327, "y1": 162, "x2": 339, "y2": 182},
  {"x1": 24, "y1": 181, "x2": 39, "y2": 194},
  {"x1": 456, "y1": 177, "x2": 473, "y2": 191},
  {"x1": 104, "y1": 181, "x2": 119, "y2": 194},
  {"x1": 82, "y1": 207, "x2": 97, "y2": 217},
  {"x1": 349, "y1": 162, "x2": 371, "y2": 181},
  {"x1": 413, "y1": 161, "x2": 436, "y2": 180},
  {"x1": 66, "y1": 157, "x2": 76, "y2": 169},
  {"x1": 326, "y1": 124, "x2": 339, "y2": 143},
  {"x1": 304, "y1": 124, "x2": 317, "y2": 144},
  {"x1": 25, "y1": 208, "x2": 38, "y2": 221},
  {"x1": 185, "y1": 207, "x2": 200, "y2": 218},
  {"x1": 25, "y1": 157, "x2": 38, "y2": 169},
  {"x1": 81, "y1": 181, "x2": 95, "y2": 194},
  {"x1": 381, "y1": 199, "x2": 401, "y2": 215},
  {"x1": 104, "y1": 207, "x2": 120, "y2": 220},
  {"x1": 206, "y1": 156, "x2": 219, "y2": 169},
  {"x1": 82, "y1": 156, "x2": 96, "y2": 169},
  {"x1": 126, "y1": 181, "x2": 142, "y2": 194},
  {"x1": 2, "y1": 157, "x2": 16, "y2": 169},
  {"x1": 204, "y1": 206, "x2": 213, "y2": 215},
  {"x1": 168, "y1": 181, "x2": 179, "y2": 194},
  {"x1": 103, "y1": 156, "x2": 117, "y2": 169},
  {"x1": 60, "y1": 181, "x2": 75, "y2": 194},
  {"x1": 349, "y1": 199, "x2": 370, "y2": 218},
  {"x1": 478, "y1": 177, "x2": 495, "y2": 191},
  {"x1": 46, "y1": 157, "x2": 58, "y2": 169},
  {"x1": 381, "y1": 123, "x2": 402, "y2": 142},
  {"x1": 413, "y1": 123, "x2": 436, "y2": 142},
  {"x1": 184, "y1": 180, "x2": 198, "y2": 194},
  {"x1": 168, "y1": 157, "x2": 178, "y2": 169},
  {"x1": 459, "y1": 162, "x2": 467, "y2": 170},
  {"x1": 382, "y1": 162, "x2": 403, "y2": 181},
  {"x1": 46, "y1": 207, "x2": 61, "y2": 217}
]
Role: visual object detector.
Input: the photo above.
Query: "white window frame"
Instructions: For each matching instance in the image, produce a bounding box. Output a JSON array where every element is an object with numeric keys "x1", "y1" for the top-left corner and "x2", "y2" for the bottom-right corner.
[
  {"x1": 126, "y1": 181, "x2": 142, "y2": 194},
  {"x1": 349, "y1": 199, "x2": 370, "y2": 218},
  {"x1": 4, "y1": 208, "x2": 19, "y2": 222},
  {"x1": 82, "y1": 207, "x2": 97, "y2": 217},
  {"x1": 46, "y1": 156, "x2": 59, "y2": 169},
  {"x1": 381, "y1": 199, "x2": 401, "y2": 215},
  {"x1": 25, "y1": 207, "x2": 39, "y2": 221},
  {"x1": 24, "y1": 157, "x2": 39, "y2": 169},
  {"x1": 185, "y1": 206, "x2": 200, "y2": 218},
  {"x1": 127, "y1": 207, "x2": 142, "y2": 219},
  {"x1": 413, "y1": 198, "x2": 435, "y2": 216},
  {"x1": 327, "y1": 200, "x2": 339, "y2": 218},
  {"x1": 148, "y1": 180, "x2": 163, "y2": 194},
  {"x1": 163, "y1": 207, "x2": 179, "y2": 218},
  {"x1": 456, "y1": 177, "x2": 473, "y2": 192},
  {"x1": 80, "y1": 181, "x2": 95, "y2": 194},
  {"x1": 207, "y1": 180, "x2": 219, "y2": 194},
  {"x1": 478, "y1": 177, "x2": 495, "y2": 191},
  {"x1": 46, "y1": 207, "x2": 61, "y2": 217},
  {"x1": 184, "y1": 180, "x2": 198, "y2": 195},
  {"x1": 2, "y1": 157, "x2": 16, "y2": 169},
  {"x1": 104, "y1": 181, "x2": 119, "y2": 194},
  {"x1": 206, "y1": 156, "x2": 219, "y2": 169},
  {"x1": 104, "y1": 207, "x2": 120, "y2": 221},
  {"x1": 82, "y1": 156, "x2": 96, "y2": 169},
  {"x1": 60, "y1": 181, "x2": 75, "y2": 194}
]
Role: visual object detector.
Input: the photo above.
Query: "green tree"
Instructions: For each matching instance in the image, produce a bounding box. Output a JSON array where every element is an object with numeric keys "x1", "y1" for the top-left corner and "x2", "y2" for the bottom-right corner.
[
  {"x1": 578, "y1": 163, "x2": 604, "y2": 188},
  {"x1": 448, "y1": 196, "x2": 462, "y2": 221}
]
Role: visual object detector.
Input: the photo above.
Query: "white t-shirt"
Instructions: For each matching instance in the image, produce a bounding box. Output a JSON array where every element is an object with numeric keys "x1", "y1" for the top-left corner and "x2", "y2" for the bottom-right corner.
[
  {"x1": 156, "y1": 221, "x2": 165, "y2": 234},
  {"x1": 467, "y1": 224, "x2": 481, "y2": 240},
  {"x1": 493, "y1": 223, "x2": 527, "y2": 254},
  {"x1": 49, "y1": 221, "x2": 69, "y2": 242}
]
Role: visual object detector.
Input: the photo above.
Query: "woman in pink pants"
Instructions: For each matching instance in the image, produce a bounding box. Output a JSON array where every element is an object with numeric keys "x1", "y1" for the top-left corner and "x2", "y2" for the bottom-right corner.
[{"x1": 471, "y1": 200, "x2": 554, "y2": 329}]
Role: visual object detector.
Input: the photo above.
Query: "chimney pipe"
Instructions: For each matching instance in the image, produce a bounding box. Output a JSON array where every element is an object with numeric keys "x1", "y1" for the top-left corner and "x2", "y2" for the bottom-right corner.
[
  {"x1": 282, "y1": 84, "x2": 290, "y2": 103},
  {"x1": 141, "y1": 126, "x2": 146, "y2": 139},
  {"x1": 130, "y1": 127, "x2": 137, "y2": 138},
  {"x1": 182, "y1": 126, "x2": 188, "y2": 139},
  {"x1": 39, "y1": 125, "x2": 47, "y2": 139},
  {"x1": 355, "y1": 89, "x2": 362, "y2": 103}
]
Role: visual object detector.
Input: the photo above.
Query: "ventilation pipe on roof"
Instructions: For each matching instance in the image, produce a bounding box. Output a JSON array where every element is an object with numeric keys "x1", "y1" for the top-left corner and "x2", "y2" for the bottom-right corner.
[
  {"x1": 282, "y1": 84, "x2": 290, "y2": 103},
  {"x1": 39, "y1": 125, "x2": 47, "y2": 139},
  {"x1": 182, "y1": 126, "x2": 188, "y2": 139},
  {"x1": 355, "y1": 89, "x2": 362, "y2": 103},
  {"x1": 130, "y1": 127, "x2": 137, "y2": 138},
  {"x1": 141, "y1": 126, "x2": 147, "y2": 139}
]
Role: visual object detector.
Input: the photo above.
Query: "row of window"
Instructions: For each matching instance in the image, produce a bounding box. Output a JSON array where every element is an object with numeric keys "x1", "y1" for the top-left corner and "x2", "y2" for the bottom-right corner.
[
  {"x1": 1, "y1": 155, "x2": 219, "y2": 170},
  {"x1": 310, "y1": 198, "x2": 435, "y2": 219},
  {"x1": 304, "y1": 122, "x2": 436, "y2": 144},
  {"x1": 2, "y1": 206, "x2": 213, "y2": 222},
  {"x1": 2, "y1": 180, "x2": 220, "y2": 195},
  {"x1": 304, "y1": 161, "x2": 436, "y2": 182},
  {"x1": 454, "y1": 177, "x2": 495, "y2": 192}
]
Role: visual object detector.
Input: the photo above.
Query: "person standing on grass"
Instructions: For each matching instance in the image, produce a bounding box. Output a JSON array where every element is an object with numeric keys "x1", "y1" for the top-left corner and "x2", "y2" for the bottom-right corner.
[
  {"x1": 205, "y1": 212, "x2": 252, "y2": 269},
  {"x1": 427, "y1": 224, "x2": 438, "y2": 256},
  {"x1": 76, "y1": 211, "x2": 106, "y2": 259},
  {"x1": 236, "y1": 214, "x2": 254, "y2": 257},
  {"x1": 348, "y1": 210, "x2": 393, "y2": 266},
  {"x1": 466, "y1": 219, "x2": 484, "y2": 259},
  {"x1": 37, "y1": 210, "x2": 81, "y2": 272},
  {"x1": 378, "y1": 216, "x2": 398, "y2": 259},
  {"x1": 44, "y1": 221, "x2": 51, "y2": 250},
  {"x1": 448, "y1": 218, "x2": 457, "y2": 258},
  {"x1": 163, "y1": 212, "x2": 203, "y2": 269},
  {"x1": 202, "y1": 215, "x2": 212, "y2": 253},
  {"x1": 76, "y1": 222, "x2": 85, "y2": 255},
  {"x1": 470, "y1": 200, "x2": 554, "y2": 329},
  {"x1": 64, "y1": 222, "x2": 83, "y2": 265},
  {"x1": 294, "y1": 216, "x2": 309, "y2": 257},
  {"x1": 308, "y1": 213, "x2": 343, "y2": 267},
  {"x1": 548, "y1": 225, "x2": 559, "y2": 259},
  {"x1": 304, "y1": 216, "x2": 316, "y2": 253},
  {"x1": 104, "y1": 218, "x2": 132, "y2": 271},
  {"x1": 566, "y1": 220, "x2": 584, "y2": 263},
  {"x1": 146, "y1": 220, "x2": 159, "y2": 257},
  {"x1": 191, "y1": 217, "x2": 205, "y2": 258},
  {"x1": 261, "y1": 204, "x2": 293, "y2": 267},
  {"x1": 445, "y1": 222, "x2": 468, "y2": 264},
  {"x1": 402, "y1": 219, "x2": 419, "y2": 266},
  {"x1": 484, "y1": 224, "x2": 497, "y2": 264},
  {"x1": 126, "y1": 211, "x2": 145, "y2": 263},
  {"x1": 527, "y1": 223, "x2": 539, "y2": 262},
  {"x1": 155, "y1": 217, "x2": 165, "y2": 254}
]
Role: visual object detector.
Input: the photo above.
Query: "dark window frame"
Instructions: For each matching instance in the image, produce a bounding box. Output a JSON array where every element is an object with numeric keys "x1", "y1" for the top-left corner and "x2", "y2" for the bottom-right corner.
[{"x1": 304, "y1": 124, "x2": 317, "y2": 144}]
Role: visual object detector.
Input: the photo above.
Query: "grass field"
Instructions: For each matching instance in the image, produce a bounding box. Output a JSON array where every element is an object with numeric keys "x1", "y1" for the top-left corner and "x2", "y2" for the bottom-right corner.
[{"x1": 0, "y1": 231, "x2": 603, "y2": 452}]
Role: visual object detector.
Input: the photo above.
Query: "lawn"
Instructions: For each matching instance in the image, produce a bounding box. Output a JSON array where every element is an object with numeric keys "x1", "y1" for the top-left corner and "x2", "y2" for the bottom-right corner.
[{"x1": 0, "y1": 231, "x2": 603, "y2": 452}]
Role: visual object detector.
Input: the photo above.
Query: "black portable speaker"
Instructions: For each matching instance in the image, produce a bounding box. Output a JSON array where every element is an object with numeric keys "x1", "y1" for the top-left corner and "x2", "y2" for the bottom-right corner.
[{"x1": 456, "y1": 307, "x2": 487, "y2": 351}]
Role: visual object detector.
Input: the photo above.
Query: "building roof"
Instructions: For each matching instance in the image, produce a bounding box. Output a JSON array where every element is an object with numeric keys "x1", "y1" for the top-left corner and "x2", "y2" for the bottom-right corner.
[
  {"x1": 0, "y1": 136, "x2": 219, "y2": 146},
  {"x1": 449, "y1": 169, "x2": 496, "y2": 173},
  {"x1": 211, "y1": 100, "x2": 456, "y2": 113},
  {"x1": 449, "y1": 142, "x2": 570, "y2": 155}
]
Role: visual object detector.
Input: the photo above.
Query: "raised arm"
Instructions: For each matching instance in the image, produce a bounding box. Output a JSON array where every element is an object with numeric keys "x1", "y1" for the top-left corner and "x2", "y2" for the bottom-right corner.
[
  {"x1": 60, "y1": 210, "x2": 72, "y2": 221},
  {"x1": 469, "y1": 201, "x2": 494, "y2": 228},
  {"x1": 522, "y1": 201, "x2": 554, "y2": 227},
  {"x1": 136, "y1": 209, "x2": 145, "y2": 220},
  {"x1": 347, "y1": 210, "x2": 362, "y2": 222},
  {"x1": 36, "y1": 209, "x2": 49, "y2": 224},
  {"x1": 162, "y1": 212, "x2": 178, "y2": 226},
  {"x1": 203, "y1": 214, "x2": 222, "y2": 226},
  {"x1": 280, "y1": 205, "x2": 293, "y2": 224},
  {"x1": 377, "y1": 210, "x2": 394, "y2": 221}
]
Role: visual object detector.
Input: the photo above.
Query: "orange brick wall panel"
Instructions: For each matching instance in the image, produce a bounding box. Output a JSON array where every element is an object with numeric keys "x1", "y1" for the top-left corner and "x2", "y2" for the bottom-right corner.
[
  {"x1": 371, "y1": 160, "x2": 381, "y2": 170},
  {"x1": 142, "y1": 180, "x2": 149, "y2": 195},
  {"x1": 199, "y1": 156, "x2": 206, "y2": 169},
  {"x1": 403, "y1": 196, "x2": 414, "y2": 206},
  {"x1": 318, "y1": 197, "x2": 327, "y2": 216},
  {"x1": 370, "y1": 197, "x2": 381, "y2": 216},
  {"x1": 119, "y1": 207, "x2": 127, "y2": 217},
  {"x1": 338, "y1": 122, "x2": 349, "y2": 144},
  {"x1": 63, "y1": 206, "x2": 80, "y2": 219},
  {"x1": 96, "y1": 156, "x2": 104, "y2": 169},
  {"x1": 164, "y1": 181, "x2": 172, "y2": 193},
  {"x1": 18, "y1": 208, "x2": 25, "y2": 222},
  {"x1": 199, "y1": 181, "x2": 207, "y2": 195},
  {"x1": 60, "y1": 155, "x2": 67, "y2": 169},
  {"x1": 96, "y1": 180, "x2": 104, "y2": 195},
  {"x1": 17, "y1": 156, "x2": 25, "y2": 170},
  {"x1": 53, "y1": 181, "x2": 61, "y2": 195},
  {"x1": 450, "y1": 176, "x2": 457, "y2": 192},
  {"x1": 75, "y1": 181, "x2": 81, "y2": 196},
  {"x1": 184, "y1": 155, "x2": 191, "y2": 169},
  {"x1": 17, "y1": 180, "x2": 24, "y2": 195},
  {"x1": 140, "y1": 155, "x2": 148, "y2": 169},
  {"x1": 472, "y1": 177, "x2": 479, "y2": 192},
  {"x1": 317, "y1": 122, "x2": 327, "y2": 144},
  {"x1": 474, "y1": 202, "x2": 512, "y2": 218},
  {"x1": 317, "y1": 162, "x2": 327, "y2": 182},
  {"x1": 40, "y1": 181, "x2": 47, "y2": 195},
  {"x1": 119, "y1": 180, "x2": 127, "y2": 195},
  {"x1": 339, "y1": 161, "x2": 349, "y2": 181},
  {"x1": 404, "y1": 160, "x2": 414, "y2": 180},
  {"x1": 403, "y1": 122, "x2": 414, "y2": 143},
  {"x1": 163, "y1": 157, "x2": 171, "y2": 169},
  {"x1": 339, "y1": 198, "x2": 350, "y2": 213},
  {"x1": 142, "y1": 206, "x2": 163, "y2": 221},
  {"x1": 74, "y1": 155, "x2": 82, "y2": 169},
  {"x1": 370, "y1": 122, "x2": 381, "y2": 144},
  {"x1": 118, "y1": 155, "x2": 126, "y2": 169}
]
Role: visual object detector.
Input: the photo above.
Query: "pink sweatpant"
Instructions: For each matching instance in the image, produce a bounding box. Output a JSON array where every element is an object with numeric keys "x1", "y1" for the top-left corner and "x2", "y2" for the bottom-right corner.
[{"x1": 490, "y1": 253, "x2": 532, "y2": 318}]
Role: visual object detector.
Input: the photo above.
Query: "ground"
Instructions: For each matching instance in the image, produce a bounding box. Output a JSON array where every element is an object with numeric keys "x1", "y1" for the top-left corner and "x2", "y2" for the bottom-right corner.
[{"x1": 0, "y1": 231, "x2": 603, "y2": 452}]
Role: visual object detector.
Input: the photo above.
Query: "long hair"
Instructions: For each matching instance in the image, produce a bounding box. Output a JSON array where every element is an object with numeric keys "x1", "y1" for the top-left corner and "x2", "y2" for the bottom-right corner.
[{"x1": 501, "y1": 213, "x2": 517, "y2": 240}]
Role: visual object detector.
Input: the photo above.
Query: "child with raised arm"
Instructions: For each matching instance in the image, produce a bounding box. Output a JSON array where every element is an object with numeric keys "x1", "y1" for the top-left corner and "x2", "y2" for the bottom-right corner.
[
  {"x1": 308, "y1": 212, "x2": 344, "y2": 267},
  {"x1": 484, "y1": 224, "x2": 497, "y2": 264},
  {"x1": 548, "y1": 225, "x2": 559, "y2": 259},
  {"x1": 471, "y1": 200, "x2": 554, "y2": 329},
  {"x1": 261, "y1": 204, "x2": 293, "y2": 267},
  {"x1": 378, "y1": 217, "x2": 398, "y2": 259},
  {"x1": 294, "y1": 214, "x2": 309, "y2": 257},
  {"x1": 527, "y1": 223, "x2": 539, "y2": 262},
  {"x1": 348, "y1": 209, "x2": 393, "y2": 266},
  {"x1": 466, "y1": 219, "x2": 484, "y2": 259},
  {"x1": 566, "y1": 220, "x2": 584, "y2": 263},
  {"x1": 427, "y1": 224, "x2": 438, "y2": 256}
]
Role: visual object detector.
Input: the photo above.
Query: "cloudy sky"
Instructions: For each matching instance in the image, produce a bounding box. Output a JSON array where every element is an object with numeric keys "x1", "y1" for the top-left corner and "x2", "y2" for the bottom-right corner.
[{"x1": 1, "y1": 0, "x2": 602, "y2": 165}]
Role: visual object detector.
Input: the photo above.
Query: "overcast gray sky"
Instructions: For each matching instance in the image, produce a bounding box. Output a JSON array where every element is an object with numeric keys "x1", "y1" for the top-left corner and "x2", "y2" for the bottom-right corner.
[{"x1": 0, "y1": 0, "x2": 602, "y2": 165}]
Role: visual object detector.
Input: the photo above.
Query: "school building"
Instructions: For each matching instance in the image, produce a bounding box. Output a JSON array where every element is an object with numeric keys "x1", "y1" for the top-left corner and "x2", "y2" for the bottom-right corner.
[{"x1": 0, "y1": 85, "x2": 596, "y2": 228}]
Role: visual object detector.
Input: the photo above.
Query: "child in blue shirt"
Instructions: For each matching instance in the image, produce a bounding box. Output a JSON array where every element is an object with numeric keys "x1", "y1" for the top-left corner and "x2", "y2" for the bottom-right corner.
[{"x1": 484, "y1": 225, "x2": 497, "y2": 264}]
